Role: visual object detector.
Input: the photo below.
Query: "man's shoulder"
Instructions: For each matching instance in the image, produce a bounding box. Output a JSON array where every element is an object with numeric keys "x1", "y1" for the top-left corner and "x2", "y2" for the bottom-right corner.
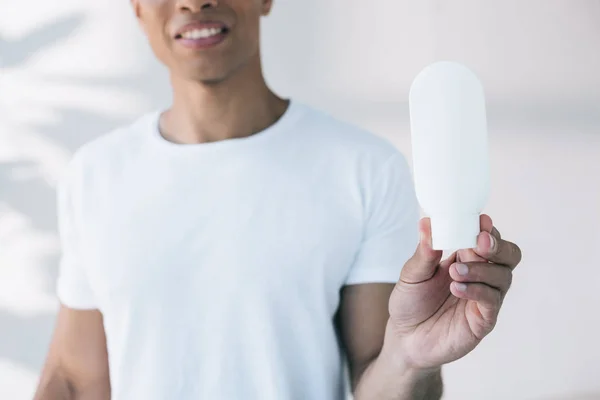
[
  {"x1": 298, "y1": 102, "x2": 404, "y2": 164},
  {"x1": 69, "y1": 111, "x2": 157, "y2": 171}
]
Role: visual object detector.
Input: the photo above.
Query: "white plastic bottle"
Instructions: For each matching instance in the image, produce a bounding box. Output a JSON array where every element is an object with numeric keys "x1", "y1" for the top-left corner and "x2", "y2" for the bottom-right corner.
[{"x1": 409, "y1": 61, "x2": 490, "y2": 250}]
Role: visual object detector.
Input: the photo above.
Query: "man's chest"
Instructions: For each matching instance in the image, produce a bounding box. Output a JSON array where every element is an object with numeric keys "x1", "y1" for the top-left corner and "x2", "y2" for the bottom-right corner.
[{"x1": 79, "y1": 176, "x2": 363, "y2": 311}]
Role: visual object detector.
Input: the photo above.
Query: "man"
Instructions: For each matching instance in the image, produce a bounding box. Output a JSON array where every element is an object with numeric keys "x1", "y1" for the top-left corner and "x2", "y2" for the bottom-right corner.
[{"x1": 35, "y1": 0, "x2": 522, "y2": 399}]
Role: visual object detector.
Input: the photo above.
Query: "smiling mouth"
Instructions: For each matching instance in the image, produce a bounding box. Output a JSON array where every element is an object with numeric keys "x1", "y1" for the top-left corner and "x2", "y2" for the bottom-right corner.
[{"x1": 175, "y1": 26, "x2": 229, "y2": 40}]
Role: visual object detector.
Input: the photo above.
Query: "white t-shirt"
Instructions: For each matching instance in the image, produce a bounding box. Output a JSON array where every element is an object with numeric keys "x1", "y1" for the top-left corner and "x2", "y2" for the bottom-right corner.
[{"x1": 56, "y1": 101, "x2": 419, "y2": 400}]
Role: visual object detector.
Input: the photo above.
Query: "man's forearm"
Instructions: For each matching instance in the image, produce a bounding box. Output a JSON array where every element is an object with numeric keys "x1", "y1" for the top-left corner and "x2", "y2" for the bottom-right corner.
[
  {"x1": 34, "y1": 366, "x2": 110, "y2": 400},
  {"x1": 353, "y1": 351, "x2": 443, "y2": 400},
  {"x1": 34, "y1": 367, "x2": 74, "y2": 400}
]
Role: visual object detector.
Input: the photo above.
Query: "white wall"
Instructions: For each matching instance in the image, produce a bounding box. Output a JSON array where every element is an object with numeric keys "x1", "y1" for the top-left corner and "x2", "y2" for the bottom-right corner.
[{"x1": 1, "y1": 0, "x2": 599, "y2": 399}]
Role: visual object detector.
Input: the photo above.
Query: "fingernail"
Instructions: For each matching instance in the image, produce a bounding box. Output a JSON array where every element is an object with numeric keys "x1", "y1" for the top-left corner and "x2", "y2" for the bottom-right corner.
[
  {"x1": 488, "y1": 233, "x2": 496, "y2": 251},
  {"x1": 455, "y1": 263, "x2": 469, "y2": 276},
  {"x1": 454, "y1": 282, "x2": 468, "y2": 292},
  {"x1": 420, "y1": 230, "x2": 430, "y2": 249},
  {"x1": 478, "y1": 232, "x2": 495, "y2": 252}
]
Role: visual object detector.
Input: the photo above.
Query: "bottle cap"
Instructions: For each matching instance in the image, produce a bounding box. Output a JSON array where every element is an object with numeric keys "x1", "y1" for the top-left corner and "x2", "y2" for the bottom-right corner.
[{"x1": 430, "y1": 213, "x2": 480, "y2": 250}]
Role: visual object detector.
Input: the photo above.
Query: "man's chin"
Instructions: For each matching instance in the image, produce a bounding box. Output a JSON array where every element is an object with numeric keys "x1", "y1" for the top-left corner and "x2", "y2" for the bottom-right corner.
[
  {"x1": 199, "y1": 76, "x2": 230, "y2": 86},
  {"x1": 184, "y1": 70, "x2": 231, "y2": 85},
  {"x1": 167, "y1": 62, "x2": 226, "y2": 84},
  {"x1": 173, "y1": 57, "x2": 251, "y2": 86}
]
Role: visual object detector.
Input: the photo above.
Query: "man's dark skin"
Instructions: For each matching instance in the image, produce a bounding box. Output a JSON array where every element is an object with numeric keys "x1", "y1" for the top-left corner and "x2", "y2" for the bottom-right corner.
[{"x1": 34, "y1": 1, "x2": 522, "y2": 399}]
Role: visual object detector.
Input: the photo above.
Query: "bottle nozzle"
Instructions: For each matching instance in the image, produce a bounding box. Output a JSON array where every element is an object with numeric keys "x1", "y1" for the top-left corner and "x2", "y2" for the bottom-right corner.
[{"x1": 430, "y1": 213, "x2": 481, "y2": 251}]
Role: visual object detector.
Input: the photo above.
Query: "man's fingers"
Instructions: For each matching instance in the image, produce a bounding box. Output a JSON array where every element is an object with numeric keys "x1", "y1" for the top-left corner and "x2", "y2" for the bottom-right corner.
[
  {"x1": 400, "y1": 218, "x2": 443, "y2": 284},
  {"x1": 491, "y1": 226, "x2": 502, "y2": 240},
  {"x1": 450, "y1": 282, "x2": 502, "y2": 335},
  {"x1": 449, "y1": 262, "x2": 512, "y2": 294},
  {"x1": 479, "y1": 214, "x2": 494, "y2": 234},
  {"x1": 456, "y1": 215, "x2": 495, "y2": 264},
  {"x1": 474, "y1": 231, "x2": 522, "y2": 269},
  {"x1": 440, "y1": 252, "x2": 457, "y2": 269}
]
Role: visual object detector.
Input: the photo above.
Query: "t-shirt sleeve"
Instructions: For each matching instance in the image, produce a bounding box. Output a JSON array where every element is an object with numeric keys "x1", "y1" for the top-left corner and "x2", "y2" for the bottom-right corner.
[
  {"x1": 345, "y1": 153, "x2": 420, "y2": 285},
  {"x1": 55, "y1": 157, "x2": 98, "y2": 309}
]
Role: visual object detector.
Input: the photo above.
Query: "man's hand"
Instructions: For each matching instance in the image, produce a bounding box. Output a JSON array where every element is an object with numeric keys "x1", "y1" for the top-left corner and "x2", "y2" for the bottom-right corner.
[{"x1": 386, "y1": 214, "x2": 522, "y2": 370}]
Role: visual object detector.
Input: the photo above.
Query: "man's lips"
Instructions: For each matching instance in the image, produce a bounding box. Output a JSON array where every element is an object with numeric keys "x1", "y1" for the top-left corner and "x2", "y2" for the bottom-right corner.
[{"x1": 174, "y1": 21, "x2": 230, "y2": 50}]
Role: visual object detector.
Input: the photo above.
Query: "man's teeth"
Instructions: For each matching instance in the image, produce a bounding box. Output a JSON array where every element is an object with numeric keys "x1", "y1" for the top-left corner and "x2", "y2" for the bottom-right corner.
[{"x1": 181, "y1": 28, "x2": 222, "y2": 39}]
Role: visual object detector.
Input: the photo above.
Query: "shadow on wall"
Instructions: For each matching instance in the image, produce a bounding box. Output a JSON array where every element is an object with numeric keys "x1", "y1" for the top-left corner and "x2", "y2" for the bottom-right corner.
[
  {"x1": 1, "y1": 17, "x2": 88, "y2": 373},
  {"x1": 0, "y1": 162, "x2": 61, "y2": 369},
  {"x1": 0, "y1": 311, "x2": 58, "y2": 370},
  {"x1": 0, "y1": 161, "x2": 59, "y2": 233},
  {"x1": 0, "y1": 12, "x2": 166, "y2": 374},
  {"x1": 0, "y1": 14, "x2": 84, "y2": 67}
]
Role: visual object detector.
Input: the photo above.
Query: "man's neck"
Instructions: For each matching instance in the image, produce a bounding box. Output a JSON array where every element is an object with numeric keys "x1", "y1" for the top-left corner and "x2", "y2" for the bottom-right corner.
[{"x1": 160, "y1": 58, "x2": 288, "y2": 145}]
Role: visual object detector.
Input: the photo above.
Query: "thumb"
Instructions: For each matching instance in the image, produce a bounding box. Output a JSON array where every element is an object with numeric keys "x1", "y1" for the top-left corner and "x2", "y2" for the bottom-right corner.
[{"x1": 400, "y1": 218, "x2": 443, "y2": 284}]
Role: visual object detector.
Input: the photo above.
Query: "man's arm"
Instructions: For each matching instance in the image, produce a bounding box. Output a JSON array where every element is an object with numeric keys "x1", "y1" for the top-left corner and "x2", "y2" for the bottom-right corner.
[
  {"x1": 353, "y1": 348, "x2": 443, "y2": 400},
  {"x1": 337, "y1": 283, "x2": 443, "y2": 400},
  {"x1": 34, "y1": 306, "x2": 110, "y2": 400}
]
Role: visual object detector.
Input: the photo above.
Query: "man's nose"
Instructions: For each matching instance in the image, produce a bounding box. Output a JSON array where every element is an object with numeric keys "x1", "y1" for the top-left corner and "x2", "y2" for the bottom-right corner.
[{"x1": 176, "y1": 0, "x2": 219, "y2": 13}]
